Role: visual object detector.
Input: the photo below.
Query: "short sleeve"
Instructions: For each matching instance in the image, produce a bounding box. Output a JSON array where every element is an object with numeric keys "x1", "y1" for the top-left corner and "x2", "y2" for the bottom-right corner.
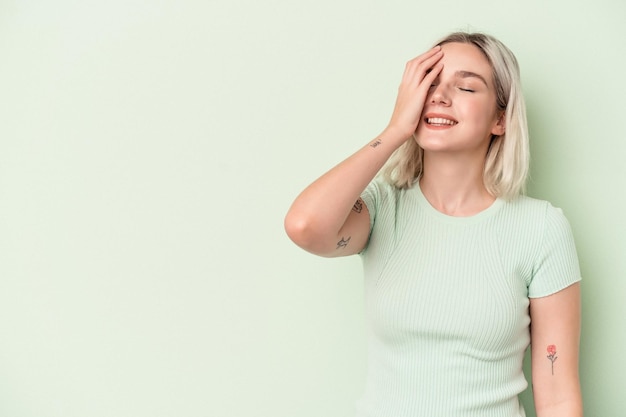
[
  {"x1": 359, "y1": 177, "x2": 400, "y2": 256},
  {"x1": 528, "y1": 205, "x2": 582, "y2": 298},
  {"x1": 360, "y1": 179, "x2": 382, "y2": 234}
]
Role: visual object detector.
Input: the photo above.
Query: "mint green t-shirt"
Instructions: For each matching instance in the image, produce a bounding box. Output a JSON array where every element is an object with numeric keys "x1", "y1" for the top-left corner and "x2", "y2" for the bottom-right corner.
[{"x1": 357, "y1": 179, "x2": 581, "y2": 417}]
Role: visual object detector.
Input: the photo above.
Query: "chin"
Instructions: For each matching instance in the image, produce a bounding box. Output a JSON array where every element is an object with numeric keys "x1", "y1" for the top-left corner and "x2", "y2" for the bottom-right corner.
[{"x1": 414, "y1": 135, "x2": 450, "y2": 151}]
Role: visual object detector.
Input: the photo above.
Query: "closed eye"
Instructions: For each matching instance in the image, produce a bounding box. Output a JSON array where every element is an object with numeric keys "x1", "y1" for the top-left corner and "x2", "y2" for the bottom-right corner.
[{"x1": 458, "y1": 87, "x2": 475, "y2": 92}]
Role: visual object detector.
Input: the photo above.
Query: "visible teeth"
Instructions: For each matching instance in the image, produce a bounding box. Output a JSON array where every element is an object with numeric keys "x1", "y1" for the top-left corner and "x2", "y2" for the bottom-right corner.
[{"x1": 427, "y1": 117, "x2": 456, "y2": 125}]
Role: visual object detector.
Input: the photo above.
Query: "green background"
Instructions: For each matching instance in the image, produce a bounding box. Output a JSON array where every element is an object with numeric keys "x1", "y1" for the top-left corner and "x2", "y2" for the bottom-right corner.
[{"x1": 1, "y1": 1, "x2": 624, "y2": 416}]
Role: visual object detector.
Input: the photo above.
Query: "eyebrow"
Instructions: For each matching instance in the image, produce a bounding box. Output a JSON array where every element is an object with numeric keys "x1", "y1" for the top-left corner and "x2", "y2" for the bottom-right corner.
[{"x1": 455, "y1": 70, "x2": 489, "y2": 86}]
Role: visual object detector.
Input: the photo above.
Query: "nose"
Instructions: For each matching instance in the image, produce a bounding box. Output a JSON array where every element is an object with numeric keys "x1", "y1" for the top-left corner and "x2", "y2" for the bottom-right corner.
[{"x1": 429, "y1": 84, "x2": 451, "y2": 106}]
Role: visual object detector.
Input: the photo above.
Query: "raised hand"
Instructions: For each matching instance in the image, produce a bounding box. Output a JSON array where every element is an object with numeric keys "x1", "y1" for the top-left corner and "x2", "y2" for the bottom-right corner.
[
  {"x1": 285, "y1": 46, "x2": 444, "y2": 257},
  {"x1": 386, "y1": 46, "x2": 444, "y2": 141}
]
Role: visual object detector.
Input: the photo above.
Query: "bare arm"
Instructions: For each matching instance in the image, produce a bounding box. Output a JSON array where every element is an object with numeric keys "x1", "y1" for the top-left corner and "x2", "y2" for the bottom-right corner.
[
  {"x1": 284, "y1": 133, "x2": 401, "y2": 257},
  {"x1": 530, "y1": 282, "x2": 583, "y2": 417},
  {"x1": 284, "y1": 46, "x2": 444, "y2": 257}
]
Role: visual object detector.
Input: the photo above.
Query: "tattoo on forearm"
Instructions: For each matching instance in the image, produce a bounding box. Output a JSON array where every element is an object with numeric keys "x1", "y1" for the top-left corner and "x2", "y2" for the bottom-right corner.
[
  {"x1": 370, "y1": 138, "x2": 382, "y2": 148},
  {"x1": 336, "y1": 236, "x2": 351, "y2": 249},
  {"x1": 352, "y1": 199, "x2": 363, "y2": 213},
  {"x1": 546, "y1": 345, "x2": 558, "y2": 375}
]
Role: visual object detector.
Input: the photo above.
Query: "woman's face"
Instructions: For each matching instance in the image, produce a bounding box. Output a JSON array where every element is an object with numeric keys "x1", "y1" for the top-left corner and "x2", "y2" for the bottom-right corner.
[{"x1": 414, "y1": 42, "x2": 504, "y2": 155}]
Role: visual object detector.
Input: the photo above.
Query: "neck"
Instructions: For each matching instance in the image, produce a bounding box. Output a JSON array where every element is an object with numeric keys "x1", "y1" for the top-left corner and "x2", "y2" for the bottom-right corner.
[{"x1": 419, "y1": 152, "x2": 495, "y2": 217}]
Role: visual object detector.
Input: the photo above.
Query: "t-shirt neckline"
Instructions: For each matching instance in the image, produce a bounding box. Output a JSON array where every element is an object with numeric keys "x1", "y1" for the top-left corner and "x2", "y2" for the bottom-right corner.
[{"x1": 414, "y1": 182, "x2": 504, "y2": 224}]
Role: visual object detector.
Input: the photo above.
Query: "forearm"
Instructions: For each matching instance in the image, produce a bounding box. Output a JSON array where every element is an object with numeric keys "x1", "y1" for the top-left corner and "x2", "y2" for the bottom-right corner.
[
  {"x1": 285, "y1": 46, "x2": 444, "y2": 255},
  {"x1": 284, "y1": 128, "x2": 407, "y2": 249},
  {"x1": 535, "y1": 396, "x2": 583, "y2": 417}
]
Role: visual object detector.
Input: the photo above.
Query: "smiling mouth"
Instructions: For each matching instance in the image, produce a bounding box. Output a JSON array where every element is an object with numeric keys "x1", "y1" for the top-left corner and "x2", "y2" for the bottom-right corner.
[{"x1": 426, "y1": 117, "x2": 458, "y2": 126}]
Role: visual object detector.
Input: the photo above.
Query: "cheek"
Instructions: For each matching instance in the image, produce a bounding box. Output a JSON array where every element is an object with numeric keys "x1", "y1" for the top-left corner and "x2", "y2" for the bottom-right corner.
[{"x1": 462, "y1": 99, "x2": 498, "y2": 126}]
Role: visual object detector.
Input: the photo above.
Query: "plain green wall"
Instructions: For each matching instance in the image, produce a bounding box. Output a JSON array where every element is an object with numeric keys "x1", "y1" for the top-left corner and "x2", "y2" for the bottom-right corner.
[{"x1": 1, "y1": 1, "x2": 624, "y2": 416}]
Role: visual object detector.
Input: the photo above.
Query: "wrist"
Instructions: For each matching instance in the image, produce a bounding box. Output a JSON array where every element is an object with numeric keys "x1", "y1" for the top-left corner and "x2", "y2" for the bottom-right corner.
[{"x1": 379, "y1": 126, "x2": 414, "y2": 147}]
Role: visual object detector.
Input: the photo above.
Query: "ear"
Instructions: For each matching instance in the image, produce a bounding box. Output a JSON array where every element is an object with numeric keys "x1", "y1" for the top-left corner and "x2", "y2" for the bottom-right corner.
[{"x1": 491, "y1": 112, "x2": 506, "y2": 136}]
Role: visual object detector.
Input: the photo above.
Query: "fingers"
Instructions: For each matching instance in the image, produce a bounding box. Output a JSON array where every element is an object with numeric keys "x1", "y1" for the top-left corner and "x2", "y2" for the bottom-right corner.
[
  {"x1": 402, "y1": 46, "x2": 444, "y2": 86},
  {"x1": 423, "y1": 60, "x2": 444, "y2": 84},
  {"x1": 412, "y1": 45, "x2": 443, "y2": 67},
  {"x1": 386, "y1": 46, "x2": 445, "y2": 139}
]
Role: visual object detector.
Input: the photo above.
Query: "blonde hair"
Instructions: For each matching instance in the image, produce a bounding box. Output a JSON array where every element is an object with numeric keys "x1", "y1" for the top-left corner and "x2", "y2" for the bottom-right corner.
[{"x1": 382, "y1": 32, "x2": 530, "y2": 200}]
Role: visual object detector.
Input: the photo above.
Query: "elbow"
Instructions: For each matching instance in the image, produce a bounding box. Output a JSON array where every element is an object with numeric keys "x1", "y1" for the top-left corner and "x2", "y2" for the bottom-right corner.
[
  {"x1": 284, "y1": 211, "x2": 316, "y2": 249},
  {"x1": 284, "y1": 211, "x2": 331, "y2": 255}
]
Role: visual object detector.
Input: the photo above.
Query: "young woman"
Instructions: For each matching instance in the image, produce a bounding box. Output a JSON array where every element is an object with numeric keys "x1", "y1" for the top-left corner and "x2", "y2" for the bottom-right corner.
[{"x1": 284, "y1": 32, "x2": 582, "y2": 417}]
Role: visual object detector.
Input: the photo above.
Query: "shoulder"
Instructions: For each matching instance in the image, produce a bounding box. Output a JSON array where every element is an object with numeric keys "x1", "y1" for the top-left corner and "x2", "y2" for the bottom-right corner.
[
  {"x1": 496, "y1": 195, "x2": 580, "y2": 297},
  {"x1": 500, "y1": 195, "x2": 569, "y2": 226},
  {"x1": 359, "y1": 178, "x2": 410, "y2": 256},
  {"x1": 362, "y1": 176, "x2": 401, "y2": 201},
  {"x1": 494, "y1": 195, "x2": 575, "y2": 250},
  {"x1": 506, "y1": 194, "x2": 551, "y2": 212},
  {"x1": 361, "y1": 177, "x2": 404, "y2": 216}
]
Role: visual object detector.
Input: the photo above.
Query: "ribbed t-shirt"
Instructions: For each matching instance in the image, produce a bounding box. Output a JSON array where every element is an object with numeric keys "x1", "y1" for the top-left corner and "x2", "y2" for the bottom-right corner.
[{"x1": 357, "y1": 179, "x2": 581, "y2": 417}]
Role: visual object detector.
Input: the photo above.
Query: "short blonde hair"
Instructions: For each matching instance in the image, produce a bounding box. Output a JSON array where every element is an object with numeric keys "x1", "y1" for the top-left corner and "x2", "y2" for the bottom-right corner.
[{"x1": 382, "y1": 32, "x2": 529, "y2": 200}]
